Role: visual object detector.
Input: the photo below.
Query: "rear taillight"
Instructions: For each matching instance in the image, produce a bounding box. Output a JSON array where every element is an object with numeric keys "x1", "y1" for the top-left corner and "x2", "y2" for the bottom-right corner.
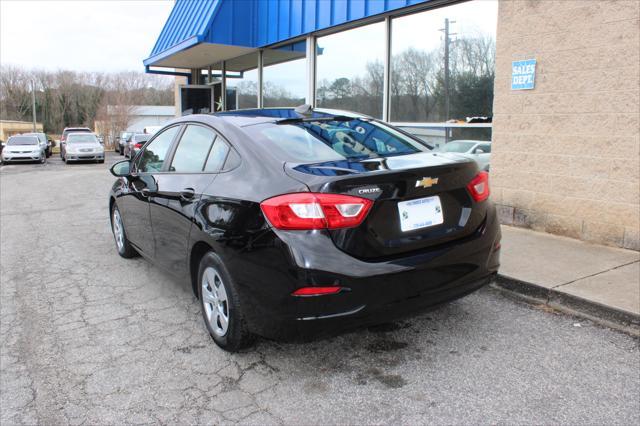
[
  {"x1": 260, "y1": 193, "x2": 373, "y2": 230},
  {"x1": 134, "y1": 143, "x2": 143, "y2": 149},
  {"x1": 467, "y1": 171, "x2": 490, "y2": 202}
]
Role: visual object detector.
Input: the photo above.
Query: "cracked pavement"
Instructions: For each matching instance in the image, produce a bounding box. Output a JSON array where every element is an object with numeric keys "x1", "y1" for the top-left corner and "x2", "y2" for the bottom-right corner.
[{"x1": 1, "y1": 153, "x2": 639, "y2": 425}]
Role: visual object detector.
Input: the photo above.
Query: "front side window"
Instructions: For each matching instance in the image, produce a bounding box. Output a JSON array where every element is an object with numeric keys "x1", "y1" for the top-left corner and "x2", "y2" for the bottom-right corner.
[
  {"x1": 170, "y1": 125, "x2": 216, "y2": 173},
  {"x1": 137, "y1": 126, "x2": 179, "y2": 173}
]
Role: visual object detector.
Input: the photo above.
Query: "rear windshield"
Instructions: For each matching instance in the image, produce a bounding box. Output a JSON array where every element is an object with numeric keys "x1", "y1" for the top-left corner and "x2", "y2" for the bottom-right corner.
[
  {"x1": 133, "y1": 134, "x2": 150, "y2": 143},
  {"x1": 245, "y1": 118, "x2": 430, "y2": 163},
  {"x1": 7, "y1": 136, "x2": 38, "y2": 145},
  {"x1": 67, "y1": 134, "x2": 98, "y2": 144},
  {"x1": 441, "y1": 141, "x2": 476, "y2": 153}
]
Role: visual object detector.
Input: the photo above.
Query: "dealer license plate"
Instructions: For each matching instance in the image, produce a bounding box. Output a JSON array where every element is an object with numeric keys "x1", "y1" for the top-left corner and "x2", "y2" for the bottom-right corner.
[{"x1": 397, "y1": 196, "x2": 444, "y2": 232}]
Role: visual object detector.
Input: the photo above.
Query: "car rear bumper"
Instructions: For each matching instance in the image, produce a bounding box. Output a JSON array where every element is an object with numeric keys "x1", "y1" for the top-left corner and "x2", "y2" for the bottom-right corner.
[{"x1": 232, "y1": 203, "x2": 501, "y2": 341}]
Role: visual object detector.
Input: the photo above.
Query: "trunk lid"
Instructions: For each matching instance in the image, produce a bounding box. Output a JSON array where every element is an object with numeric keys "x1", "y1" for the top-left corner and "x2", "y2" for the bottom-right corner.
[{"x1": 285, "y1": 152, "x2": 487, "y2": 260}]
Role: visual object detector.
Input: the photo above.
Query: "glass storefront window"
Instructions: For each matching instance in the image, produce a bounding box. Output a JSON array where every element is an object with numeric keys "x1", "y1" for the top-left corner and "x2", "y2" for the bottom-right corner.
[
  {"x1": 316, "y1": 22, "x2": 385, "y2": 118},
  {"x1": 225, "y1": 53, "x2": 259, "y2": 110},
  {"x1": 390, "y1": 0, "x2": 498, "y2": 122},
  {"x1": 262, "y1": 41, "x2": 307, "y2": 107}
]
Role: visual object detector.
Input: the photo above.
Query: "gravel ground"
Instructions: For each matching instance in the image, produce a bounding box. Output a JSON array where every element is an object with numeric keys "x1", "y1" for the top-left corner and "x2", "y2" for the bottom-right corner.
[{"x1": 1, "y1": 153, "x2": 639, "y2": 425}]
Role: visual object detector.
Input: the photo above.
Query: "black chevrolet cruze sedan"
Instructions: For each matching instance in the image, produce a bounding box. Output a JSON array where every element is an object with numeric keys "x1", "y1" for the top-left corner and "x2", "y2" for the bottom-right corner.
[{"x1": 108, "y1": 107, "x2": 501, "y2": 351}]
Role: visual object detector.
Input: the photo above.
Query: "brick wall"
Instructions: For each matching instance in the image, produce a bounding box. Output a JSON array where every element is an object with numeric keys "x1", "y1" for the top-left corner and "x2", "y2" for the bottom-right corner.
[{"x1": 491, "y1": 0, "x2": 640, "y2": 250}]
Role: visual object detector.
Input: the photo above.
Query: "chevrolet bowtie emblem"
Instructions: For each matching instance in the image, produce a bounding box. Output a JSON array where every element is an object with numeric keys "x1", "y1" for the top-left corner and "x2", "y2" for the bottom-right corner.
[{"x1": 416, "y1": 177, "x2": 439, "y2": 188}]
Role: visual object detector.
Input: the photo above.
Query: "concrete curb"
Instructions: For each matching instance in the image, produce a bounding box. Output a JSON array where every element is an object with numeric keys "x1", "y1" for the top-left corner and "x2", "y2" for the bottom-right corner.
[{"x1": 492, "y1": 274, "x2": 640, "y2": 336}]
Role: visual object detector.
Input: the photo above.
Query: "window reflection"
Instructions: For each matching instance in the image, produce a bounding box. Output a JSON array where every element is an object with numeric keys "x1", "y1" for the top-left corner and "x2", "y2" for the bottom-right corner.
[
  {"x1": 263, "y1": 41, "x2": 307, "y2": 107},
  {"x1": 316, "y1": 22, "x2": 385, "y2": 118},
  {"x1": 225, "y1": 53, "x2": 259, "y2": 110},
  {"x1": 390, "y1": 0, "x2": 497, "y2": 122}
]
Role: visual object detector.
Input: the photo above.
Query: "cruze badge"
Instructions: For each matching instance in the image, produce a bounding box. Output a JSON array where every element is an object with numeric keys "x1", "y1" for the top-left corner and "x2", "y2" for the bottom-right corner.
[
  {"x1": 358, "y1": 187, "x2": 381, "y2": 194},
  {"x1": 416, "y1": 177, "x2": 439, "y2": 188}
]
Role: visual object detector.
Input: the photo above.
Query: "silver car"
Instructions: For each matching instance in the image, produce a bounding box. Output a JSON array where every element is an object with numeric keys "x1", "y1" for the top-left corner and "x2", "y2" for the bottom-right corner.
[
  {"x1": 1, "y1": 135, "x2": 46, "y2": 164},
  {"x1": 439, "y1": 140, "x2": 491, "y2": 171},
  {"x1": 63, "y1": 133, "x2": 105, "y2": 163},
  {"x1": 124, "y1": 133, "x2": 150, "y2": 159}
]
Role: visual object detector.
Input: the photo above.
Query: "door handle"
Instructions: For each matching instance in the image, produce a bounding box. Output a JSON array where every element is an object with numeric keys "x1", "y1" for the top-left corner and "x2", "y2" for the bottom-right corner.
[{"x1": 180, "y1": 188, "x2": 196, "y2": 200}]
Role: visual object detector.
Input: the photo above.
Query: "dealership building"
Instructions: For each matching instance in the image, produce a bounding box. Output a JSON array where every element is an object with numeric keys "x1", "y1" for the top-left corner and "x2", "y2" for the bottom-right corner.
[{"x1": 144, "y1": 0, "x2": 639, "y2": 250}]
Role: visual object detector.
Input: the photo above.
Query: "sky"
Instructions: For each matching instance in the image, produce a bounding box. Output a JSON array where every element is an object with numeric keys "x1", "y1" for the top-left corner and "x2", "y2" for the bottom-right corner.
[
  {"x1": 0, "y1": 0, "x2": 174, "y2": 72},
  {"x1": 0, "y1": 0, "x2": 497, "y2": 94}
]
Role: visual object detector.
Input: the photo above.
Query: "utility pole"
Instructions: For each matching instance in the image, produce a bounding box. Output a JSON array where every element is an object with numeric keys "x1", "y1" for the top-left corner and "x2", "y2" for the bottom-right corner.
[
  {"x1": 440, "y1": 18, "x2": 456, "y2": 142},
  {"x1": 31, "y1": 80, "x2": 37, "y2": 132}
]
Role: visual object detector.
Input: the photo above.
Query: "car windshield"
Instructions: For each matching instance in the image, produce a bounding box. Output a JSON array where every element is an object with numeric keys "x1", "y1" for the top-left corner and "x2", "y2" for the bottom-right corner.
[
  {"x1": 67, "y1": 134, "x2": 98, "y2": 144},
  {"x1": 7, "y1": 136, "x2": 38, "y2": 146},
  {"x1": 133, "y1": 134, "x2": 149, "y2": 143},
  {"x1": 25, "y1": 133, "x2": 46, "y2": 142},
  {"x1": 441, "y1": 141, "x2": 477, "y2": 153},
  {"x1": 246, "y1": 118, "x2": 430, "y2": 163}
]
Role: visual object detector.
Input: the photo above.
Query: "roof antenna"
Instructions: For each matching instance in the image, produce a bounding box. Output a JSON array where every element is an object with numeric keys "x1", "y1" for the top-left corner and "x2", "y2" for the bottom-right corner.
[{"x1": 294, "y1": 104, "x2": 313, "y2": 117}]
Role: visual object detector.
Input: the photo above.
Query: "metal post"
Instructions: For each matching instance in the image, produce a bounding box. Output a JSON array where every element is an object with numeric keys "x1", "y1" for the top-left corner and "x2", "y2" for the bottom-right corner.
[
  {"x1": 31, "y1": 80, "x2": 37, "y2": 132},
  {"x1": 257, "y1": 50, "x2": 264, "y2": 108},
  {"x1": 443, "y1": 18, "x2": 450, "y2": 122},
  {"x1": 305, "y1": 35, "x2": 316, "y2": 107},
  {"x1": 382, "y1": 17, "x2": 392, "y2": 122},
  {"x1": 221, "y1": 61, "x2": 227, "y2": 111},
  {"x1": 208, "y1": 66, "x2": 212, "y2": 84}
]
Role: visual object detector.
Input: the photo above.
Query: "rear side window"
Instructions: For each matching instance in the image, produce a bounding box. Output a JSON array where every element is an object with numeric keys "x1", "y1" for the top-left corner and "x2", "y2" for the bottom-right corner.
[
  {"x1": 170, "y1": 125, "x2": 216, "y2": 173},
  {"x1": 204, "y1": 140, "x2": 229, "y2": 172},
  {"x1": 137, "y1": 126, "x2": 179, "y2": 173}
]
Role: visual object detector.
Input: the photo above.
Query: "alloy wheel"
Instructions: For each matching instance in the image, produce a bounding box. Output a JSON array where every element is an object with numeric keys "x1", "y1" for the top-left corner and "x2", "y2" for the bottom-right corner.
[
  {"x1": 112, "y1": 208, "x2": 125, "y2": 252},
  {"x1": 201, "y1": 266, "x2": 229, "y2": 337}
]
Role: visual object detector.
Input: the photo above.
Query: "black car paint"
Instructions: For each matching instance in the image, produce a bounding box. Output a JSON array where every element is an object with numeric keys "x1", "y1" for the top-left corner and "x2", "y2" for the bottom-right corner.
[{"x1": 110, "y1": 113, "x2": 500, "y2": 340}]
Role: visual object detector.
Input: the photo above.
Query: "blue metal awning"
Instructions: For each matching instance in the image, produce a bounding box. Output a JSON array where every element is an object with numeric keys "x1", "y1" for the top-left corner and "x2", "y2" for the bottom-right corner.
[{"x1": 144, "y1": 0, "x2": 432, "y2": 69}]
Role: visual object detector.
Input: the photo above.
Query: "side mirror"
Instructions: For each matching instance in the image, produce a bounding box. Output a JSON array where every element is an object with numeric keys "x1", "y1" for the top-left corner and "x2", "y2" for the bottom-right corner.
[
  {"x1": 476, "y1": 149, "x2": 485, "y2": 154},
  {"x1": 110, "y1": 160, "x2": 131, "y2": 177}
]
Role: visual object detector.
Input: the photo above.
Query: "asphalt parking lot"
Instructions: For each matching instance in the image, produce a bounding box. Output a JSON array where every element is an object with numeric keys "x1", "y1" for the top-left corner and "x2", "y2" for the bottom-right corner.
[{"x1": 1, "y1": 152, "x2": 639, "y2": 425}]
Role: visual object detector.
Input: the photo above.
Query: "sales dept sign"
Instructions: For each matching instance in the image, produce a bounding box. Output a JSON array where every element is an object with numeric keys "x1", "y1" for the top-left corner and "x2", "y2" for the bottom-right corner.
[{"x1": 511, "y1": 59, "x2": 536, "y2": 90}]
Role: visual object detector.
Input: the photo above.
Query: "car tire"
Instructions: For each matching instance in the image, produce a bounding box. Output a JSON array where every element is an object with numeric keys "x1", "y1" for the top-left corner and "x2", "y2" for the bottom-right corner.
[
  {"x1": 198, "y1": 251, "x2": 253, "y2": 351},
  {"x1": 40, "y1": 156, "x2": 45, "y2": 164},
  {"x1": 111, "y1": 204, "x2": 138, "y2": 259}
]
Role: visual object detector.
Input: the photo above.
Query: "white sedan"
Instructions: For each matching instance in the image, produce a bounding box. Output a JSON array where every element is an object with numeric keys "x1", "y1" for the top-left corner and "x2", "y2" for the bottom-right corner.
[{"x1": 439, "y1": 140, "x2": 491, "y2": 171}]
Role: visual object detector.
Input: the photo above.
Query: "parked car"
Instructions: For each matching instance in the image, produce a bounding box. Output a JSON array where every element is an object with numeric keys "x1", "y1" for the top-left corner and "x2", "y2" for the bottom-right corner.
[
  {"x1": 60, "y1": 127, "x2": 92, "y2": 158},
  {"x1": 108, "y1": 108, "x2": 500, "y2": 351},
  {"x1": 124, "y1": 133, "x2": 150, "y2": 158},
  {"x1": 143, "y1": 125, "x2": 162, "y2": 135},
  {"x1": 1, "y1": 134, "x2": 46, "y2": 164},
  {"x1": 24, "y1": 132, "x2": 52, "y2": 157},
  {"x1": 63, "y1": 133, "x2": 104, "y2": 163},
  {"x1": 117, "y1": 132, "x2": 134, "y2": 155},
  {"x1": 439, "y1": 140, "x2": 491, "y2": 171}
]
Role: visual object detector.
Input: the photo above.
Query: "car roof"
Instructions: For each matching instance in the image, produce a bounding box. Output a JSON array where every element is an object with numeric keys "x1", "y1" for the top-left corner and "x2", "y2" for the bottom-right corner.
[{"x1": 67, "y1": 132, "x2": 96, "y2": 137}]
